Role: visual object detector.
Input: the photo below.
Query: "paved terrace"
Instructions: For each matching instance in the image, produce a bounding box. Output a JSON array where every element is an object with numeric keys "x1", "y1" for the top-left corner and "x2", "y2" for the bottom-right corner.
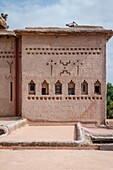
[
  {"x1": 1, "y1": 121, "x2": 113, "y2": 142},
  {"x1": 1, "y1": 118, "x2": 113, "y2": 151},
  {"x1": 0, "y1": 119, "x2": 113, "y2": 170},
  {"x1": 0, "y1": 125, "x2": 75, "y2": 141},
  {"x1": 0, "y1": 150, "x2": 113, "y2": 170}
]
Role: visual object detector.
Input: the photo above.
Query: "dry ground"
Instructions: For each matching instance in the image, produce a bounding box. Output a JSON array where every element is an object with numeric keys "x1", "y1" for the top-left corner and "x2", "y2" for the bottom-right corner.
[
  {"x1": 0, "y1": 125, "x2": 75, "y2": 141},
  {"x1": 0, "y1": 120, "x2": 113, "y2": 170},
  {"x1": 0, "y1": 149, "x2": 113, "y2": 170}
]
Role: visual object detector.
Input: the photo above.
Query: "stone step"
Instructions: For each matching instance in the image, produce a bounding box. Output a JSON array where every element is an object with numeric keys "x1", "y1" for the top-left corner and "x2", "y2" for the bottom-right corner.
[{"x1": 100, "y1": 144, "x2": 113, "y2": 151}]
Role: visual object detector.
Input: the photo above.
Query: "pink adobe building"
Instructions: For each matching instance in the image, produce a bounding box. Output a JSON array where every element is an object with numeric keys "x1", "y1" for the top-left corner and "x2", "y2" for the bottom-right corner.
[{"x1": 0, "y1": 16, "x2": 113, "y2": 125}]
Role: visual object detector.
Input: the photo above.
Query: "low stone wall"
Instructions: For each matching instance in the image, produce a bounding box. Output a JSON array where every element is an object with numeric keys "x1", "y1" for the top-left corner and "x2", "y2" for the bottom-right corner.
[
  {"x1": 0, "y1": 122, "x2": 92, "y2": 147},
  {"x1": 0, "y1": 118, "x2": 28, "y2": 137}
]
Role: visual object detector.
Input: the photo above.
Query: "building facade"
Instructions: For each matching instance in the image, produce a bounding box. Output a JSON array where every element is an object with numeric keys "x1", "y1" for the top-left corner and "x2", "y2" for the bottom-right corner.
[{"x1": 0, "y1": 16, "x2": 113, "y2": 124}]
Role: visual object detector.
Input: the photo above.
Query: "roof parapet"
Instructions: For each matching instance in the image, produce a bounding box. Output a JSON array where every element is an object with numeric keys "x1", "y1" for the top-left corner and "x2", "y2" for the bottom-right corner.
[{"x1": 14, "y1": 25, "x2": 113, "y2": 41}]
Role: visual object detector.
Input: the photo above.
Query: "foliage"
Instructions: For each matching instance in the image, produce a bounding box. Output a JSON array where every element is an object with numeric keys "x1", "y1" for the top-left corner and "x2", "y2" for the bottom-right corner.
[{"x1": 107, "y1": 82, "x2": 113, "y2": 118}]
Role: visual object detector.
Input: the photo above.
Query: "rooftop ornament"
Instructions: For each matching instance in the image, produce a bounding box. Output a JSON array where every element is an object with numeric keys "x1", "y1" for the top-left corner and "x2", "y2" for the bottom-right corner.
[
  {"x1": 66, "y1": 21, "x2": 78, "y2": 27},
  {"x1": 1, "y1": 13, "x2": 8, "y2": 21},
  {"x1": 0, "y1": 13, "x2": 8, "y2": 29}
]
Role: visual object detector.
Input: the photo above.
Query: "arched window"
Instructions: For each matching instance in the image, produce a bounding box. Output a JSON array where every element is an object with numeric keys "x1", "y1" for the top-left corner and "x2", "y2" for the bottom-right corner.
[
  {"x1": 94, "y1": 80, "x2": 101, "y2": 95},
  {"x1": 42, "y1": 80, "x2": 49, "y2": 95},
  {"x1": 68, "y1": 80, "x2": 75, "y2": 95},
  {"x1": 55, "y1": 81, "x2": 62, "y2": 94},
  {"x1": 29, "y1": 80, "x2": 36, "y2": 95},
  {"x1": 81, "y1": 80, "x2": 88, "y2": 95}
]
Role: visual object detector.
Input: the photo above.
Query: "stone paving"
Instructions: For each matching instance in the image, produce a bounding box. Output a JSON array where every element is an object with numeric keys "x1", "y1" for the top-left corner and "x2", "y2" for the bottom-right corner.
[
  {"x1": 1, "y1": 122, "x2": 113, "y2": 142},
  {"x1": 0, "y1": 119, "x2": 113, "y2": 169},
  {"x1": 0, "y1": 149, "x2": 113, "y2": 170},
  {"x1": 0, "y1": 125, "x2": 75, "y2": 141}
]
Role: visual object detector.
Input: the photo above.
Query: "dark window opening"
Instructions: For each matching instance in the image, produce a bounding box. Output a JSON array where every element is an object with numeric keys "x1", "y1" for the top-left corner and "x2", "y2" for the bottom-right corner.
[
  {"x1": 41, "y1": 80, "x2": 49, "y2": 95},
  {"x1": 55, "y1": 81, "x2": 62, "y2": 94},
  {"x1": 55, "y1": 86, "x2": 62, "y2": 94},
  {"x1": 94, "y1": 80, "x2": 101, "y2": 95},
  {"x1": 83, "y1": 84, "x2": 86, "y2": 92},
  {"x1": 30, "y1": 83, "x2": 35, "y2": 91},
  {"x1": 68, "y1": 88, "x2": 75, "y2": 95},
  {"x1": 95, "y1": 86, "x2": 100, "y2": 93},
  {"x1": 68, "y1": 81, "x2": 75, "y2": 95},
  {"x1": 42, "y1": 88, "x2": 46, "y2": 95},
  {"x1": 81, "y1": 80, "x2": 88, "y2": 95},
  {"x1": 29, "y1": 80, "x2": 35, "y2": 95}
]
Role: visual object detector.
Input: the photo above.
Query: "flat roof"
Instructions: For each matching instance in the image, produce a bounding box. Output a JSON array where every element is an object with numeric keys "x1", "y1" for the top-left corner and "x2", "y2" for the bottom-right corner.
[
  {"x1": 0, "y1": 25, "x2": 112, "y2": 40},
  {"x1": 14, "y1": 25, "x2": 113, "y2": 41},
  {"x1": 0, "y1": 30, "x2": 16, "y2": 36}
]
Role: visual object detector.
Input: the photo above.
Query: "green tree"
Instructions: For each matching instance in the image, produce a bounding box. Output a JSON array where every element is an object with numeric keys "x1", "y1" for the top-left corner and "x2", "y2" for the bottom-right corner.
[{"x1": 107, "y1": 83, "x2": 113, "y2": 118}]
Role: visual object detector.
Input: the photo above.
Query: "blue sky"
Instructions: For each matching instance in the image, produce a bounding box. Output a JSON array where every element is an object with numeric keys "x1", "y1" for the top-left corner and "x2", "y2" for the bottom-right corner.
[
  {"x1": 0, "y1": 0, "x2": 59, "y2": 7},
  {"x1": 0, "y1": 0, "x2": 113, "y2": 84}
]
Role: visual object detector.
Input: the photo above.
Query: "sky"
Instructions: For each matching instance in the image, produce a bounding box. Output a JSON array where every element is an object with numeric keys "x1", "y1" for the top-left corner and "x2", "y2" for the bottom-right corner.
[{"x1": 0, "y1": 0, "x2": 113, "y2": 84}]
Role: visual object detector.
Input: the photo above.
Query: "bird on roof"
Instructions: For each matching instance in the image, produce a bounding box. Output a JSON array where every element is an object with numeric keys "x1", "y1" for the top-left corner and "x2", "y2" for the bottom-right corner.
[{"x1": 66, "y1": 21, "x2": 78, "y2": 27}]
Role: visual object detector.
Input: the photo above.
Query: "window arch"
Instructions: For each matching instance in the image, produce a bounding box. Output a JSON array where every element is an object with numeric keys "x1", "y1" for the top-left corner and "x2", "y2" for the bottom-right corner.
[
  {"x1": 28, "y1": 80, "x2": 36, "y2": 95},
  {"x1": 81, "y1": 80, "x2": 88, "y2": 95},
  {"x1": 68, "y1": 80, "x2": 75, "y2": 95},
  {"x1": 55, "y1": 80, "x2": 62, "y2": 94},
  {"x1": 94, "y1": 80, "x2": 101, "y2": 95},
  {"x1": 42, "y1": 80, "x2": 49, "y2": 95}
]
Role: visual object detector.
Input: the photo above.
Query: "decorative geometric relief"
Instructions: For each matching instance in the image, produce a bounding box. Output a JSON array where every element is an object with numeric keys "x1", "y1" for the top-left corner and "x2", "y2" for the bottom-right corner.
[
  {"x1": 73, "y1": 60, "x2": 83, "y2": 76},
  {"x1": 60, "y1": 70, "x2": 71, "y2": 76},
  {"x1": 5, "y1": 61, "x2": 15, "y2": 80},
  {"x1": 6, "y1": 61, "x2": 13, "y2": 73},
  {"x1": 60, "y1": 60, "x2": 71, "y2": 76},
  {"x1": 46, "y1": 59, "x2": 84, "y2": 76},
  {"x1": 46, "y1": 60, "x2": 57, "y2": 76},
  {"x1": 60, "y1": 60, "x2": 71, "y2": 66},
  {"x1": 5, "y1": 75, "x2": 15, "y2": 80}
]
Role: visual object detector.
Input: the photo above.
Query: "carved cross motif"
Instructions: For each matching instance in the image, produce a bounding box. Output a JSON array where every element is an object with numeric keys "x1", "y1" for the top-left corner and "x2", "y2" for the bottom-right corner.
[
  {"x1": 73, "y1": 60, "x2": 83, "y2": 76},
  {"x1": 5, "y1": 75, "x2": 14, "y2": 80},
  {"x1": 5, "y1": 61, "x2": 15, "y2": 80},
  {"x1": 60, "y1": 60, "x2": 71, "y2": 76},
  {"x1": 60, "y1": 70, "x2": 71, "y2": 76},
  {"x1": 6, "y1": 61, "x2": 13, "y2": 74},
  {"x1": 60, "y1": 60, "x2": 70, "y2": 66},
  {"x1": 47, "y1": 60, "x2": 57, "y2": 76}
]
